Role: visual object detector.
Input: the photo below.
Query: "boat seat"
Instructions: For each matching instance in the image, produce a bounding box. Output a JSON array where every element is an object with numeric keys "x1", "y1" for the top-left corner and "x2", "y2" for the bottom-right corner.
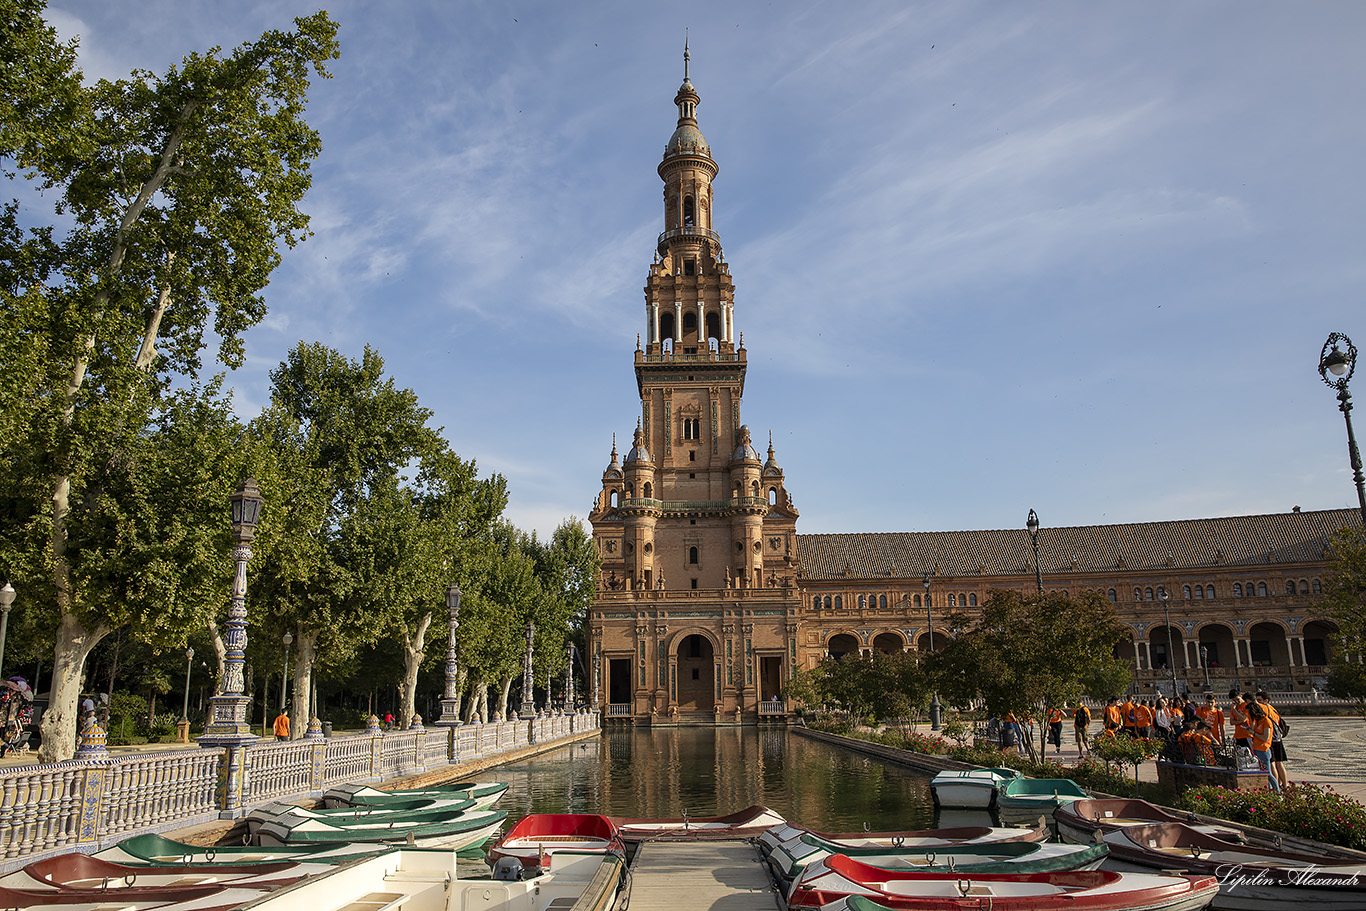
[{"x1": 331, "y1": 891, "x2": 411, "y2": 911}]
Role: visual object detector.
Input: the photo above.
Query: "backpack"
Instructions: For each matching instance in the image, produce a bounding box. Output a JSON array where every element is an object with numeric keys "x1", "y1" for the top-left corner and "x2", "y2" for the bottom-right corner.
[{"x1": 1074, "y1": 706, "x2": 1090, "y2": 725}]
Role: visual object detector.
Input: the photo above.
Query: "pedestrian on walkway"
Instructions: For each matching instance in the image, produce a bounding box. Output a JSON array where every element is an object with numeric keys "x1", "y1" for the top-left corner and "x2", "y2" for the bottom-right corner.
[
  {"x1": 1132, "y1": 699, "x2": 1153, "y2": 740},
  {"x1": 273, "y1": 708, "x2": 290, "y2": 741},
  {"x1": 1047, "y1": 706, "x2": 1063, "y2": 755},
  {"x1": 1196, "y1": 694, "x2": 1225, "y2": 745},
  {"x1": 1104, "y1": 697, "x2": 1123, "y2": 735},
  {"x1": 1229, "y1": 689, "x2": 1251, "y2": 750},
  {"x1": 1073, "y1": 703, "x2": 1092, "y2": 756},
  {"x1": 1245, "y1": 702, "x2": 1280, "y2": 793},
  {"x1": 1257, "y1": 691, "x2": 1290, "y2": 790}
]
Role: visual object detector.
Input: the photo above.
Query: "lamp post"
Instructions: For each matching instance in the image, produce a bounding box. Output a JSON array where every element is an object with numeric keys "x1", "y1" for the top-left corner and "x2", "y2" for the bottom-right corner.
[
  {"x1": 280, "y1": 631, "x2": 293, "y2": 714},
  {"x1": 199, "y1": 478, "x2": 263, "y2": 750},
  {"x1": 181, "y1": 648, "x2": 194, "y2": 721},
  {"x1": 1159, "y1": 589, "x2": 1179, "y2": 697},
  {"x1": 1318, "y1": 333, "x2": 1366, "y2": 527},
  {"x1": 1026, "y1": 509, "x2": 1043, "y2": 594},
  {"x1": 924, "y1": 574, "x2": 941, "y2": 731},
  {"x1": 1200, "y1": 645, "x2": 1211, "y2": 690},
  {"x1": 565, "y1": 643, "x2": 576, "y2": 711},
  {"x1": 0, "y1": 582, "x2": 15, "y2": 679},
  {"x1": 437, "y1": 583, "x2": 462, "y2": 725},
  {"x1": 520, "y1": 621, "x2": 536, "y2": 717}
]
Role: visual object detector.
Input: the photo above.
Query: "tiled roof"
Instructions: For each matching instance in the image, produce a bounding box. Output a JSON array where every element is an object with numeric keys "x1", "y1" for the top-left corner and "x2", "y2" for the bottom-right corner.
[{"x1": 794, "y1": 508, "x2": 1361, "y2": 580}]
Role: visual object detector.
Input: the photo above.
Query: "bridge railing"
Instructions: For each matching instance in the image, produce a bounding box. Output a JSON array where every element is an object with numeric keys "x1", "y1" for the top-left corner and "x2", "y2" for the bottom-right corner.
[{"x1": 0, "y1": 711, "x2": 599, "y2": 873}]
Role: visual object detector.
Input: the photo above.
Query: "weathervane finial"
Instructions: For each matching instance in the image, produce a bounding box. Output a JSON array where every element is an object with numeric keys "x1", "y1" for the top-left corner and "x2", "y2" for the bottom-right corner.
[{"x1": 684, "y1": 31, "x2": 690, "y2": 81}]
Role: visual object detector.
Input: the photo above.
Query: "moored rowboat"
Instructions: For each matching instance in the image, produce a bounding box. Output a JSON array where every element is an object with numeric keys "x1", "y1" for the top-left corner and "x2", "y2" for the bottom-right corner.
[
  {"x1": 256, "y1": 806, "x2": 506, "y2": 850},
  {"x1": 610, "y1": 805, "x2": 785, "y2": 842},
  {"x1": 930, "y1": 767, "x2": 1022, "y2": 809},
  {"x1": 1054, "y1": 798, "x2": 1242, "y2": 846},
  {"x1": 756, "y1": 821, "x2": 1049, "y2": 858},
  {"x1": 486, "y1": 814, "x2": 625, "y2": 872},
  {"x1": 95, "y1": 832, "x2": 383, "y2": 866},
  {"x1": 320, "y1": 781, "x2": 508, "y2": 811},
  {"x1": 787, "y1": 853, "x2": 1219, "y2": 911}
]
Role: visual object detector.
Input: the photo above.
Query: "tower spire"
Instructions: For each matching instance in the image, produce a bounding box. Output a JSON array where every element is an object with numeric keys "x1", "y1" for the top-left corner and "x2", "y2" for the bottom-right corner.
[{"x1": 684, "y1": 32, "x2": 690, "y2": 82}]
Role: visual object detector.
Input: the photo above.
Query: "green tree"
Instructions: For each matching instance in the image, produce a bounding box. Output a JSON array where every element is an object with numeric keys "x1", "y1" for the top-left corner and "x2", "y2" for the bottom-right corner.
[
  {"x1": 933, "y1": 589, "x2": 1128, "y2": 760},
  {"x1": 1320, "y1": 527, "x2": 1366, "y2": 706},
  {"x1": 248, "y1": 343, "x2": 443, "y2": 735},
  {"x1": 0, "y1": 0, "x2": 338, "y2": 761}
]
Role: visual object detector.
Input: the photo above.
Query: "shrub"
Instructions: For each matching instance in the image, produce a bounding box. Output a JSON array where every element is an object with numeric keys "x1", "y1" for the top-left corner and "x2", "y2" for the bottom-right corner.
[{"x1": 1177, "y1": 783, "x2": 1366, "y2": 851}]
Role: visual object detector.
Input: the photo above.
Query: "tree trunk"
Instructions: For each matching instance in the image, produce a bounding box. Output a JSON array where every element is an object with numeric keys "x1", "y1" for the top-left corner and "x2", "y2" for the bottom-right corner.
[
  {"x1": 398, "y1": 611, "x2": 432, "y2": 730},
  {"x1": 104, "y1": 629, "x2": 122, "y2": 701},
  {"x1": 38, "y1": 612, "x2": 109, "y2": 763},
  {"x1": 290, "y1": 628, "x2": 318, "y2": 738},
  {"x1": 497, "y1": 675, "x2": 513, "y2": 720}
]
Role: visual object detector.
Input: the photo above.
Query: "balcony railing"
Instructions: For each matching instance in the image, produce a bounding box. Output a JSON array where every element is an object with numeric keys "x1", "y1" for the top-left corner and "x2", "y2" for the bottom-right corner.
[
  {"x1": 758, "y1": 700, "x2": 786, "y2": 716},
  {"x1": 618, "y1": 497, "x2": 768, "y2": 512},
  {"x1": 658, "y1": 226, "x2": 721, "y2": 249},
  {"x1": 639, "y1": 350, "x2": 741, "y2": 364}
]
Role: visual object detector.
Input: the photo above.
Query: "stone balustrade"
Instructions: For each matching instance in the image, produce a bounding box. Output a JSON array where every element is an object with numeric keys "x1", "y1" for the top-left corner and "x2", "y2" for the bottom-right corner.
[{"x1": 0, "y1": 711, "x2": 597, "y2": 874}]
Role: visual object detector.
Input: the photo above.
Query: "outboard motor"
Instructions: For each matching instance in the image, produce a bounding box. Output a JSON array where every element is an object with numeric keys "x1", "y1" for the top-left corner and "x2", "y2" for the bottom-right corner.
[{"x1": 492, "y1": 857, "x2": 524, "y2": 882}]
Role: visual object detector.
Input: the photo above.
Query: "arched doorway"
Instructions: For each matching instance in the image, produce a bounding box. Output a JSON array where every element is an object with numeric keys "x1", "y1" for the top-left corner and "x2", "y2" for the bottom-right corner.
[
  {"x1": 1248, "y1": 621, "x2": 1290, "y2": 668},
  {"x1": 1302, "y1": 619, "x2": 1337, "y2": 667},
  {"x1": 1196, "y1": 622, "x2": 1236, "y2": 682},
  {"x1": 872, "y1": 632, "x2": 904, "y2": 654},
  {"x1": 675, "y1": 634, "x2": 714, "y2": 710},
  {"x1": 827, "y1": 633, "x2": 859, "y2": 660}
]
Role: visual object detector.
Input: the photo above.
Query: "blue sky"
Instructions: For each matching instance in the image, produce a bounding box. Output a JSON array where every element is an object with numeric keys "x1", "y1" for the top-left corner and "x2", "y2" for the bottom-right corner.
[{"x1": 46, "y1": 1, "x2": 1366, "y2": 539}]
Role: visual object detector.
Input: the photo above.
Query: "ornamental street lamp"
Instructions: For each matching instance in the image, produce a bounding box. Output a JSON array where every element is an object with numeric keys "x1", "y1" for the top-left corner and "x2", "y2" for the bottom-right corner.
[
  {"x1": 1318, "y1": 333, "x2": 1366, "y2": 528},
  {"x1": 520, "y1": 621, "x2": 536, "y2": 717},
  {"x1": 437, "y1": 583, "x2": 462, "y2": 725},
  {"x1": 1159, "y1": 589, "x2": 1179, "y2": 697},
  {"x1": 280, "y1": 631, "x2": 293, "y2": 714},
  {"x1": 0, "y1": 582, "x2": 15, "y2": 679},
  {"x1": 199, "y1": 478, "x2": 263, "y2": 749},
  {"x1": 181, "y1": 647, "x2": 194, "y2": 722},
  {"x1": 1026, "y1": 509, "x2": 1043, "y2": 594},
  {"x1": 565, "y1": 643, "x2": 576, "y2": 710},
  {"x1": 1200, "y1": 645, "x2": 1212, "y2": 689},
  {"x1": 924, "y1": 574, "x2": 941, "y2": 731}
]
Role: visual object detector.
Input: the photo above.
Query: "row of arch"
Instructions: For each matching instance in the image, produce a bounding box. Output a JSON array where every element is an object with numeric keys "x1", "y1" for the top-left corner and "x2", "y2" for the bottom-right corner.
[
  {"x1": 1112, "y1": 578, "x2": 1323, "y2": 603},
  {"x1": 811, "y1": 592, "x2": 980, "y2": 611}
]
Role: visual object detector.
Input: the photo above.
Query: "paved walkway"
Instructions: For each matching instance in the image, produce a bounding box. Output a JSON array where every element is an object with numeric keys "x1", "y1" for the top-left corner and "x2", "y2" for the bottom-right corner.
[{"x1": 1033, "y1": 715, "x2": 1366, "y2": 803}]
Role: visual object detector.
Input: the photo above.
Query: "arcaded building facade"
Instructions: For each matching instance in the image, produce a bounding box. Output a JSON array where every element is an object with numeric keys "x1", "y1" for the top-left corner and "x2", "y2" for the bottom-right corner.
[{"x1": 585, "y1": 62, "x2": 1354, "y2": 724}]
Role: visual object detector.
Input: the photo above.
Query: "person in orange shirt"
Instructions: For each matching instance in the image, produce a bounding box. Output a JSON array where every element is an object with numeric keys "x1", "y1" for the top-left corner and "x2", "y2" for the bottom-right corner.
[
  {"x1": 1256, "y1": 691, "x2": 1289, "y2": 790},
  {"x1": 1195, "y1": 695, "x2": 1226, "y2": 744},
  {"x1": 1131, "y1": 700, "x2": 1153, "y2": 740},
  {"x1": 1104, "y1": 697, "x2": 1123, "y2": 734},
  {"x1": 1228, "y1": 689, "x2": 1251, "y2": 749},
  {"x1": 1121, "y1": 697, "x2": 1136, "y2": 738},
  {"x1": 1245, "y1": 702, "x2": 1280, "y2": 793},
  {"x1": 1047, "y1": 706, "x2": 1063, "y2": 756}
]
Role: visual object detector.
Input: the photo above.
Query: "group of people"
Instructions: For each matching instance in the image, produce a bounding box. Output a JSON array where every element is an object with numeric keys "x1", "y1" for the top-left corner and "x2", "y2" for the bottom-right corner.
[{"x1": 988, "y1": 689, "x2": 1290, "y2": 795}]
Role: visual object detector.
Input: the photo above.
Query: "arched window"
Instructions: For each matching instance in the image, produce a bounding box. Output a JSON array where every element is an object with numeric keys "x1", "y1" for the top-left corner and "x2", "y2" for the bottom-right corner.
[
  {"x1": 823, "y1": 596, "x2": 832, "y2": 610},
  {"x1": 609, "y1": 490, "x2": 618, "y2": 508},
  {"x1": 1233, "y1": 583, "x2": 1243, "y2": 597},
  {"x1": 1206, "y1": 585, "x2": 1215, "y2": 599},
  {"x1": 1298, "y1": 580, "x2": 1309, "y2": 595},
  {"x1": 813, "y1": 596, "x2": 820, "y2": 610},
  {"x1": 1145, "y1": 587, "x2": 1154, "y2": 601},
  {"x1": 1257, "y1": 582, "x2": 1267, "y2": 597},
  {"x1": 879, "y1": 595, "x2": 887, "y2": 609},
  {"x1": 688, "y1": 546, "x2": 698, "y2": 565},
  {"x1": 833, "y1": 596, "x2": 842, "y2": 610},
  {"x1": 705, "y1": 311, "x2": 721, "y2": 342},
  {"x1": 858, "y1": 595, "x2": 866, "y2": 609},
  {"x1": 1286, "y1": 580, "x2": 1296, "y2": 596},
  {"x1": 1193, "y1": 586, "x2": 1203, "y2": 600},
  {"x1": 1133, "y1": 588, "x2": 1142, "y2": 601},
  {"x1": 751, "y1": 480, "x2": 760, "y2": 498},
  {"x1": 660, "y1": 312, "x2": 675, "y2": 341},
  {"x1": 968, "y1": 593, "x2": 978, "y2": 606},
  {"x1": 948, "y1": 594, "x2": 957, "y2": 607},
  {"x1": 768, "y1": 487, "x2": 777, "y2": 506},
  {"x1": 914, "y1": 594, "x2": 922, "y2": 607},
  {"x1": 643, "y1": 482, "x2": 652, "y2": 498},
  {"x1": 1313, "y1": 579, "x2": 1322, "y2": 594},
  {"x1": 1183, "y1": 585, "x2": 1191, "y2": 599},
  {"x1": 682, "y1": 311, "x2": 698, "y2": 338},
  {"x1": 1107, "y1": 589, "x2": 1117, "y2": 603},
  {"x1": 683, "y1": 195, "x2": 695, "y2": 225}
]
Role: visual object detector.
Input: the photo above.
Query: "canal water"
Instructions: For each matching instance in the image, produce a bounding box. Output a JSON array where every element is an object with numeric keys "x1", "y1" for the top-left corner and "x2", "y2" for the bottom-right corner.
[{"x1": 477, "y1": 726, "x2": 947, "y2": 832}]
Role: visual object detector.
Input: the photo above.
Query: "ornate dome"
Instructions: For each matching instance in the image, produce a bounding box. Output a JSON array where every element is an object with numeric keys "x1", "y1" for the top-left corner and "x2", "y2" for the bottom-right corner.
[
  {"x1": 665, "y1": 122, "x2": 709, "y2": 157},
  {"x1": 731, "y1": 425, "x2": 760, "y2": 462},
  {"x1": 625, "y1": 424, "x2": 653, "y2": 465}
]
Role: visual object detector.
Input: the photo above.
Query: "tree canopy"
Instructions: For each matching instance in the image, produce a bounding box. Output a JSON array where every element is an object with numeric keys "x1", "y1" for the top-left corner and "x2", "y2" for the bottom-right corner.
[{"x1": 1321, "y1": 527, "x2": 1366, "y2": 704}]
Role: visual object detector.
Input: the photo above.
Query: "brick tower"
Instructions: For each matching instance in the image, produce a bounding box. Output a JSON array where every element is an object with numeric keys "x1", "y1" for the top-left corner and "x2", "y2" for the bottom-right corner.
[{"x1": 587, "y1": 47, "x2": 802, "y2": 723}]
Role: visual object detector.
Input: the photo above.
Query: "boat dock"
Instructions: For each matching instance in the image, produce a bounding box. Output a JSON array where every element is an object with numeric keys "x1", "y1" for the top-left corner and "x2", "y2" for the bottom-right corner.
[{"x1": 625, "y1": 841, "x2": 779, "y2": 910}]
